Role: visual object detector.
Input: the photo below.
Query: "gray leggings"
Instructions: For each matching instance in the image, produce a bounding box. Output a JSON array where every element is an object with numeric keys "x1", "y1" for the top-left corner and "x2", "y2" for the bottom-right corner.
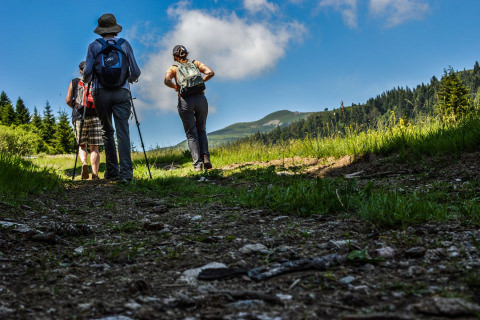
[
  {"x1": 93, "y1": 88, "x2": 133, "y2": 180},
  {"x1": 177, "y1": 94, "x2": 209, "y2": 166}
]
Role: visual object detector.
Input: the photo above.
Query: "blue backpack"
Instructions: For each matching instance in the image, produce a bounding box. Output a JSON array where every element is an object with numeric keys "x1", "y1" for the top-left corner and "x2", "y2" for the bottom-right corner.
[{"x1": 94, "y1": 38, "x2": 129, "y2": 89}]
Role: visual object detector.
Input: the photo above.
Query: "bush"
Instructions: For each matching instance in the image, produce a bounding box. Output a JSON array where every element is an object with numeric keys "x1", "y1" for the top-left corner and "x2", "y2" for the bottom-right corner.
[{"x1": 0, "y1": 124, "x2": 43, "y2": 156}]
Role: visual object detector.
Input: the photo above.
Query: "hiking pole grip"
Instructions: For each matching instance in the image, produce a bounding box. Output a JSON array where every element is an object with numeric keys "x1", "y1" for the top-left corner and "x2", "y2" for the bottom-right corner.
[
  {"x1": 72, "y1": 82, "x2": 91, "y2": 181},
  {"x1": 129, "y1": 91, "x2": 153, "y2": 179}
]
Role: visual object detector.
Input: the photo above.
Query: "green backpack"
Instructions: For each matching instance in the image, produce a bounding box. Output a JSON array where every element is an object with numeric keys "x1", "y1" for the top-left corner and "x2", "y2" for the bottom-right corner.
[{"x1": 176, "y1": 60, "x2": 206, "y2": 97}]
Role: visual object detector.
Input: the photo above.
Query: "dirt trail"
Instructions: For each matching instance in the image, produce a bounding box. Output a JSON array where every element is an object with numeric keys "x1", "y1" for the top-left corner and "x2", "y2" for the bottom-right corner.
[{"x1": 1, "y1": 153, "x2": 480, "y2": 319}]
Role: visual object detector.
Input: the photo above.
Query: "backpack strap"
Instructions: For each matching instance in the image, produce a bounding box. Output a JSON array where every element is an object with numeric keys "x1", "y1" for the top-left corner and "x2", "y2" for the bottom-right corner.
[
  {"x1": 71, "y1": 78, "x2": 80, "y2": 103},
  {"x1": 95, "y1": 38, "x2": 107, "y2": 46},
  {"x1": 95, "y1": 38, "x2": 127, "y2": 56}
]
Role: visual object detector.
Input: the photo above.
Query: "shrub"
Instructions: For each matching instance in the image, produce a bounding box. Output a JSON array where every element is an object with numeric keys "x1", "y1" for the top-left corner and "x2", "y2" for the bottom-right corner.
[{"x1": 0, "y1": 124, "x2": 43, "y2": 156}]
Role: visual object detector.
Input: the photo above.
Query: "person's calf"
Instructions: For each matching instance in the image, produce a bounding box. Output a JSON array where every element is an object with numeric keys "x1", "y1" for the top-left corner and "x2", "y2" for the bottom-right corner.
[
  {"x1": 204, "y1": 154, "x2": 212, "y2": 169},
  {"x1": 81, "y1": 164, "x2": 89, "y2": 180}
]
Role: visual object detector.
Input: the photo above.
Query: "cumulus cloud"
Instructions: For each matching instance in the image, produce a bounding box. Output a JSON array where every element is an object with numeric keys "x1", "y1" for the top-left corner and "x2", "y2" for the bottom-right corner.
[
  {"x1": 135, "y1": 3, "x2": 305, "y2": 113},
  {"x1": 244, "y1": 0, "x2": 277, "y2": 14},
  {"x1": 316, "y1": 0, "x2": 428, "y2": 28},
  {"x1": 369, "y1": 0, "x2": 429, "y2": 27},
  {"x1": 318, "y1": 0, "x2": 358, "y2": 28}
]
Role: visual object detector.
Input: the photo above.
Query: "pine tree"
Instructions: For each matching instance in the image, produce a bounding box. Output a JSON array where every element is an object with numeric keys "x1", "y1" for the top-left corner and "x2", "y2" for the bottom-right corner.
[
  {"x1": 1, "y1": 101, "x2": 16, "y2": 126},
  {"x1": 53, "y1": 110, "x2": 75, "y2": 154},
  {"x1": 0, "y1": 91, "x2": 11, "y2": 117},
  {"x1": 31, "y1": 107, "x2": 42, "y2": 129},
  {"x1": 41, "y1": 101, "x2": 56, "y2": 145},
  {"x1": 436, "y1": 68, "x2": 473, "y2": 121},
  {"x1": 15, "y1": 97, "x2": 30, "y2": 125}
]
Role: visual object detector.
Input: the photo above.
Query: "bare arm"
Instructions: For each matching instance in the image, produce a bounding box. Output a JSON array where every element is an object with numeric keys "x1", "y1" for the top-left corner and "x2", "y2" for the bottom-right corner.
[
  {"x1": 164, "y1": 67, "x2": 178, "y2": 91},
  {"x1": 198, "y1": 63, "x2": 214, "y2": 82},
  {"x1": 66, "y1": 81, "x2": 74, "y2": 108}
]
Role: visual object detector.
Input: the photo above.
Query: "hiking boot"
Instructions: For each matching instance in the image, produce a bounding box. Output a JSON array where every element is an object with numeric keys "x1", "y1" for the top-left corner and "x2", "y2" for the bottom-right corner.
[
  {"x1": 104, "y1": 172, "x2": 120, "y2": 181},
  {"x1": 204, "y1": 154, "x2": 212, "y2": 169},
  {"x1": 81, "y1": 164, "x2": 89, "y2": 180},
  {"x1": 193, "y1": 163, "x2": 204, "y2": 171},
  {"x1": 91, "y1": 174, "x2": 100, "y2": 180}
]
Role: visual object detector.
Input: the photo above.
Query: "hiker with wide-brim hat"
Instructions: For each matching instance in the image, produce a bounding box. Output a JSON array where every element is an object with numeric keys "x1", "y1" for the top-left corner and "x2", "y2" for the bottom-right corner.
[
  {"x1": 83, "y1": 13, "x2": 141, "y2": 183},
  {"x1": 66, "y1": 61, "x2": 103, "y2": 180},
  {"x1": 164, "y1": 45, "x2": 215, "y2": 171}
]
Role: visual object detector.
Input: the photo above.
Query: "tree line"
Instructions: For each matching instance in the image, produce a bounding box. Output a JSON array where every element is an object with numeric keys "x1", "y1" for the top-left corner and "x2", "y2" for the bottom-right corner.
[
  {"x1": 239, "y1": 62, "x2": 480, "y2": 145},
  {"x1": 0, "y1": 91, "x2": 75, "y2": 155}
]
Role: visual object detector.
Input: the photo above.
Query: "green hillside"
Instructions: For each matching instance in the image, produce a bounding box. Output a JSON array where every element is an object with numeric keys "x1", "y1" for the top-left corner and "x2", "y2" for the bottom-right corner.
[{"x1": 177, "y1": 110, "x2": 314, "y2": 147}]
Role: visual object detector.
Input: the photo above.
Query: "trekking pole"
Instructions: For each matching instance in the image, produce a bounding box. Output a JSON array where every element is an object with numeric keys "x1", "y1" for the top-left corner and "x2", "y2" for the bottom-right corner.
[
  {"x1": 129, "y1": 90, "x2": 152, "y2": 179},
  {"x1": 72, "y1": 82, "x2": 91, "y2": 181}
]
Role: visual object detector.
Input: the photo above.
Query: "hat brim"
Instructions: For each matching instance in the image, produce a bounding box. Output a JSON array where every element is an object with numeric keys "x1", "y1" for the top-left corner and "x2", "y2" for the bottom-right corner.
[{"x1": 94, "y1": 24, "x2": 122, "y2": 35}]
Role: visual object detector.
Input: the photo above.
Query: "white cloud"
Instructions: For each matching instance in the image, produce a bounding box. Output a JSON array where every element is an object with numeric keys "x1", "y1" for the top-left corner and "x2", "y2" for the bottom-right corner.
[
  {"x1": 244, "y1": 0, "x2": 277, "y2": 14},
  {"x1": 369, "y1": 0, "x2": 429, "y2": 27},
  {"x1": 124, "y1": 21, "x2": 162, "y2": 48},
  {"x1": 135, "y1": 3, "x2": 305, "y2": 113},
  {"x1": 318, "y1": 0, "x2": 358, "y2": 28}
]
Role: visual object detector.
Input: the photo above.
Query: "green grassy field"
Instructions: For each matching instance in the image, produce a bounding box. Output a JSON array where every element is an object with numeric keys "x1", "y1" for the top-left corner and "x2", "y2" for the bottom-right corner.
[{"x1": 2, "y1": 114, "x2": 480, "y2": 228}]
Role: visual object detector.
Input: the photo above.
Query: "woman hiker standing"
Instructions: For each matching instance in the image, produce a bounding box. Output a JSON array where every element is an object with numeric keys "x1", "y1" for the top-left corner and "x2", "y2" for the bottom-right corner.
[
  {"x1": 164, "y1": 45, "x2": 215, "y2": 171},
  {"x1": 66, "y1": 61, "x2": 103, "y2": 180}
]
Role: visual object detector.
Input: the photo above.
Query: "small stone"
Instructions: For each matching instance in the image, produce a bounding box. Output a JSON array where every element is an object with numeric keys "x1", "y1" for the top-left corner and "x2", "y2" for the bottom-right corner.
[
  {"x1": 407, "y1": 265, "x2": 424, "y2": 277},
  {"x1": 124, "y1": 301, "x2": 142, "y2": 310},
  {"x1": 177, "y1": 262, "x2": 227, "y2": 285},
  {"x1": 77, "y1": 302, "x2": 93, "y2": 312},
  {"x1": 352, "y1": 285, "x2": 369, "y2": 294},
  {"x1": 239, "y1": 244, "x2": 268, "y2": 254},
  {"x1": 74, "y1": 246, "x2": 84, "y2": 254},
  {"x1": 339, "y1": 275, "x2": 355, "y2": 284},
  {"x1": 276, "y1": 293, "x2": 292, "y2": 300},
  {"x1": 376, "y1": 246, "x2": 396, "y2": 258},
  {"x1": 329, "y1": 240, "x2": 357, "y2": 249},
  {"x1": 359, "y1": 263, "x2": 375, "y2": 272},
  {"x1": 447, "y1": 246, "x2": 459, "y2": 258}
]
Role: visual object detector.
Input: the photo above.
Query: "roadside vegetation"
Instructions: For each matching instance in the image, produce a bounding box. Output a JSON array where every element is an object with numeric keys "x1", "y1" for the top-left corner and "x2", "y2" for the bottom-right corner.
[{"x1": 1, "y1": 65, "x2": 479, "y2": 229}]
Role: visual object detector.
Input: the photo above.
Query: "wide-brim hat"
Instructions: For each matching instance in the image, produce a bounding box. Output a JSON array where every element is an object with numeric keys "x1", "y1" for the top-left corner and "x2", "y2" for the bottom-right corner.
[{"x1": 94, "y1": 13, "x2": 122, "y2": 35}]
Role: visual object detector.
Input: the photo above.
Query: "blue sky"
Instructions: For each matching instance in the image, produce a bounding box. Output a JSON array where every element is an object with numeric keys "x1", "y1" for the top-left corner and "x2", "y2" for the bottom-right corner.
[{"x1": 1, "y1": 0, "x2": 479, "y2": 148}]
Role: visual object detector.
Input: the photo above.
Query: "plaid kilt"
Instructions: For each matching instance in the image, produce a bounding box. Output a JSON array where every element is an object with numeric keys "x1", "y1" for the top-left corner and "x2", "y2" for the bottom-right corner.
[{"x1": 74, "y1": 116, "x2": 103, "y2": 146}]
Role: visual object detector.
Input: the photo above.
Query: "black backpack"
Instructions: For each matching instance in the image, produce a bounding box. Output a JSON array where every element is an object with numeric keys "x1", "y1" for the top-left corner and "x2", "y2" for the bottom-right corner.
[{"x1": 94, "y1": 38, "x2": 129, "y2": 89}]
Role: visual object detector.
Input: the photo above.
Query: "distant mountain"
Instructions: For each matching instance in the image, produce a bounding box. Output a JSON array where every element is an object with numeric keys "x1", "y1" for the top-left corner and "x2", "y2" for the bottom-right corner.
[{"x1": 176, "y1": 110, "x2": 314, "y2": 147}]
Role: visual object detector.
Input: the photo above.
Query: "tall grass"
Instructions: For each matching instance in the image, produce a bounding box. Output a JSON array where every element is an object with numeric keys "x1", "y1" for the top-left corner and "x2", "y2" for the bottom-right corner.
[
  {"x1": 0, "y1": 152, "x2": 62, "y2": 203},
  {"x1": 207, "y1": 114, "x2": 480, "y2": 165}
]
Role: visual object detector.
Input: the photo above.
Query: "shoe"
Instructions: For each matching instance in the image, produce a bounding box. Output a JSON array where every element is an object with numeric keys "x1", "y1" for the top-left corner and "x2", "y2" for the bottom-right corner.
[
  {"x1": 204, "y1": 154, "x2": 212, "y2": 169},
  {"x1": 81, "y1": 164, "x2": 89, "y2": 180},
  {"x1": 193, "y1": 163, "x2": 204, "y2": 171},
  {"x1": 91, "y1": 174, "x2": 100, "y2": 180},
  {"x1": 104, "y1": 171, "x2": 120, "y2": 180}
]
